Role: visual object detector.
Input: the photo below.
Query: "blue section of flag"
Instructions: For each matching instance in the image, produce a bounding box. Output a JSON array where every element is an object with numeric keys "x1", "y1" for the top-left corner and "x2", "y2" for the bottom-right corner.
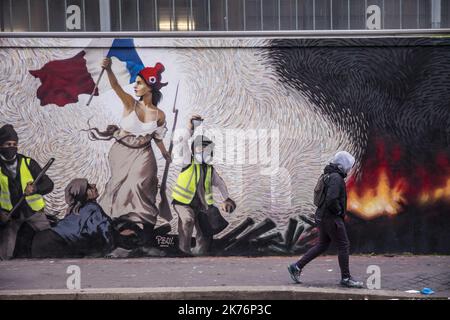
[{"x1": 107, "y1": 39, "x2": 144, "y2": 83}]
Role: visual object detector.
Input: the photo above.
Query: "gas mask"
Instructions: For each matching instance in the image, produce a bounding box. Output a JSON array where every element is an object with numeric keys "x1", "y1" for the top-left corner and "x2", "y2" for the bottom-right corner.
[
  {"x1": 191, "y1": 135, "x2": 214, "y2": 165},
  {"x1": 194, "y1": 148, "x2": 213, "y2": 165},
  {"x1": 0, "y1": 147, "x2": 18, "y2": 162}
]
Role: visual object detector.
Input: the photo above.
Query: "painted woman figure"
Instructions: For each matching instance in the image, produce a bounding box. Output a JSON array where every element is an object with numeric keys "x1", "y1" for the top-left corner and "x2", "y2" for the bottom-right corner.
[{"x1": 92, "y1": 57, "x2": 171, "y2": 246}]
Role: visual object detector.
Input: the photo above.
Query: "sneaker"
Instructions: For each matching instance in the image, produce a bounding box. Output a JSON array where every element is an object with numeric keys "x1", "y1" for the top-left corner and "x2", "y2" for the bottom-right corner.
[
  {"x1": 287, "y1": 263, "x2": 302, "y2": 283},
  {"x1": 340, "y1": 277, "x2": 364, "y2": 288}
]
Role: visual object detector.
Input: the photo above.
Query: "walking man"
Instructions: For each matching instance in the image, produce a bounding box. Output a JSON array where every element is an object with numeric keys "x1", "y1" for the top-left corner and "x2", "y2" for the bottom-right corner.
[{"x1": 288, "y1": 151, "x2": 363, "y2": 288}]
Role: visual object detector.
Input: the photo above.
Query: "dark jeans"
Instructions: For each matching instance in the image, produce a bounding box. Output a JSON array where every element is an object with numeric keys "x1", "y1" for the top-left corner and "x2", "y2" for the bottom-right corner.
[{"x1": 295, "y1": 215, "x2": 351, "y2": 279}]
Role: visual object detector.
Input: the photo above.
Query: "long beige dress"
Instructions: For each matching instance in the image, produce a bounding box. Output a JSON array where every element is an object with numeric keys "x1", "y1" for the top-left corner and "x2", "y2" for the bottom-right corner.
[{"x1": 99, "y1": 103, "x2": 167, "y2": 228}]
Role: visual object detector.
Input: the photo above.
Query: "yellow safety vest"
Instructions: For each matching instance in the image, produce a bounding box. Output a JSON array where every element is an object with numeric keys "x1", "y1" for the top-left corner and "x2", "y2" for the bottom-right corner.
[
  {"x1": 172, "y1": 161, "x2": 213, "y2": 205},
  {"x1": 0, "y1": 157, "x2": 46, "y2": 211}
]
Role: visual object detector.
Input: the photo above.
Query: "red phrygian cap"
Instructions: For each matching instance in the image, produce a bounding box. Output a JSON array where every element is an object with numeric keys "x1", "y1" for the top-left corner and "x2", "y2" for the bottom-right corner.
[{"x1": 138, "y1": 63, "x2": 168, "y2": 90}]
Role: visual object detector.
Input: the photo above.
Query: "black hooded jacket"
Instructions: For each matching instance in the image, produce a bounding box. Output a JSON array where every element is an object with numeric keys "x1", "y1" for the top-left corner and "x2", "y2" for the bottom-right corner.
[{"x1": 316, "y1": 163, "x2": 348, "y2": 219}]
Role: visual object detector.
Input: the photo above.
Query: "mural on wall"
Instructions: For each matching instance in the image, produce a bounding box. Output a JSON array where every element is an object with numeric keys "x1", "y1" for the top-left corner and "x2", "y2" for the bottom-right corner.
[{"x1": 0, "y1": 36, "x2": 449, "y2": 259}]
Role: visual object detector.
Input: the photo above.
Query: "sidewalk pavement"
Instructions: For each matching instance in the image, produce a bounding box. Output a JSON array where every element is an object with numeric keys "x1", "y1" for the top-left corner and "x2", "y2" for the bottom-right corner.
[{"x1": 0, "y1": 255, "x2": 449, "y2": 300}]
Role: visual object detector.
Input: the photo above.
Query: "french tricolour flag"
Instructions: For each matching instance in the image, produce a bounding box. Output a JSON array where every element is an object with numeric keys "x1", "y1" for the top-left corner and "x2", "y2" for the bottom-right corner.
[{"x1": 29, "y1": 38, "x2": 144, "y2": 107}]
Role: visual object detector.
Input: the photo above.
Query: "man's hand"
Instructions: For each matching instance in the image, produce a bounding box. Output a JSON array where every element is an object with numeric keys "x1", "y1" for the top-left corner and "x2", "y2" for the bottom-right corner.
[
  {"x1": 24, "y1": 182, "x2": 36, "y2": 196},
  {"x1": 222, "y1": 198, "x2": 236, "y2": 214}
]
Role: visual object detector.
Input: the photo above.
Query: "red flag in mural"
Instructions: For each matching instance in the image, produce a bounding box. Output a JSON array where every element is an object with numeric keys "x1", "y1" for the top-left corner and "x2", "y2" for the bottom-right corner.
[
  {"x1": 29, "y1": 51, "x2": 98, "y2": 107},
  {"x1": 29, "y1": 39, "x2": 144, "y2": 107}
]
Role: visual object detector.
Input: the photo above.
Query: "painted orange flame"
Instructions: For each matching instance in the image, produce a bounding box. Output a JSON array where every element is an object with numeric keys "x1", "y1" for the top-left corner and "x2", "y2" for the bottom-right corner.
[
  {"x1": 348, "y1": 171, "x2": 450, "y2": 220},
  {"x1": 347, "y1": 168, "x2": 408, "y2": 220},
  {"x1": 346, "y1": 139, "x2": 450, "y2": 220},
  {"x1": 418, "y1": 178, "x2": 450, "y2": 205}
]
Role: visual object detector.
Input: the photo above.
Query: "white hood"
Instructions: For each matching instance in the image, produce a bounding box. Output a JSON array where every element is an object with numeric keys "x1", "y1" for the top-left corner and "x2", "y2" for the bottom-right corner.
[{"x1": 330, "y1": 151, "x2": 355, "y2": 174}]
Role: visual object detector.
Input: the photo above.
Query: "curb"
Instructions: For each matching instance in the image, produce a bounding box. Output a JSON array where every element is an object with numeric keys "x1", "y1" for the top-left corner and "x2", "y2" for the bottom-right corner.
[{"x1": 0, "y1": 285, "x2": 435, "y2": 300}]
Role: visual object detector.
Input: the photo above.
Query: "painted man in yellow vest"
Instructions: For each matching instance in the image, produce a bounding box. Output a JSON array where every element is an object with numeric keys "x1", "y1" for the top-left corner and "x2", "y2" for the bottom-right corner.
[
  {"x1": 0, "y1": 124, "x2": 54, "y2": 260},
  {"x1": 172, "y1": 116, "x2": 236, "y2": 256}
]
